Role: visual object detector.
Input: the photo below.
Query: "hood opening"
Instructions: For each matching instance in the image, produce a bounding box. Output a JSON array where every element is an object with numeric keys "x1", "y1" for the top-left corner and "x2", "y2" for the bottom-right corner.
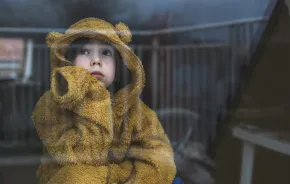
[
  {"x1": 47, "y1": 18, "x2": 145, "y2": 114},
  {"x1": 63, "y1": 37, "x2": 133, "y2": 96}
]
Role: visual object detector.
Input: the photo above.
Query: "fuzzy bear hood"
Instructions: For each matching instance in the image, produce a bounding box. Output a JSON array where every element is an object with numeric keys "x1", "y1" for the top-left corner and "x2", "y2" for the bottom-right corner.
[{"x1": 46, "y1": 18, "x2": 145, "y2": 115}]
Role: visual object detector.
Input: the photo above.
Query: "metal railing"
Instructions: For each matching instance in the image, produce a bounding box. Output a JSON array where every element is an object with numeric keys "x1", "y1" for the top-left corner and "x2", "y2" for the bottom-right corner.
[{"x1": 0, "y1": 17, "x2": 269, "y2": 155}]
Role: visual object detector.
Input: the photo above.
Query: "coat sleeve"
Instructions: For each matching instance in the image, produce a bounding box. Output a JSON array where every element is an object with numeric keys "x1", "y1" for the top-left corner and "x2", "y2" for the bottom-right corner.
[
  {"x1": 32, "y1": 66, "x2": 113, "y2": 166},
  {"x1": 36, "y1": 160, "x2": 110, "y2": 184},
  {"x1": 108, "y1": 103, "x2": 177, "y2": 184},
  {"x1": 36, "y1": 149, "x2": 133, "y2": 184}
]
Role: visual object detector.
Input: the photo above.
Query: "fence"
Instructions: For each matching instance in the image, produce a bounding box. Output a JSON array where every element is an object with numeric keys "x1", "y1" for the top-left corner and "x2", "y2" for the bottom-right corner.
[{"x1": 0, "y1": 17, "x2": 269, "y2": 156}]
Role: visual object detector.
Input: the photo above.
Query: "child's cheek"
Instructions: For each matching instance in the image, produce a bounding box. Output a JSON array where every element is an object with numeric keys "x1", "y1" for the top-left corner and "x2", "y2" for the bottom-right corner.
[{"x1": 73, "y1": 57, "x2": 90, "y2": 70}]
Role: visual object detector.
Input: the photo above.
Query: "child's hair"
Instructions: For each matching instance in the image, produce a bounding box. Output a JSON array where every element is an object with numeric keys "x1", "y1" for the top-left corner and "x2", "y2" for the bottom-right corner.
[{"x1": 64, "y1": 37, "x2": 131, "y2": 94}]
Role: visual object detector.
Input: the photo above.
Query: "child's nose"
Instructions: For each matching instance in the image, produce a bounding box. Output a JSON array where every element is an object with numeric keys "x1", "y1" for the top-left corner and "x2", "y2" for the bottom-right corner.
[
  {"x1": 90, "y1": 54, "x2": 102, "y2": 66},
  {"x1": 90, "y1": 59, "x2": 103, "y2": 66}
]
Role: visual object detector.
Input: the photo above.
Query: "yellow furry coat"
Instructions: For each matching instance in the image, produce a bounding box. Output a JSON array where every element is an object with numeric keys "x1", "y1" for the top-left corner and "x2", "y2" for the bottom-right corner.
[{"x1": 32, "y1": 18, "x2": 176, "y2": 184}]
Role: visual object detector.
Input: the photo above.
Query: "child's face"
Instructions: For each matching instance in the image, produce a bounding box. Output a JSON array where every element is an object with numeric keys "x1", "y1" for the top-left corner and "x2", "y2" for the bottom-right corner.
[{"x1": 73, "y1": 39, "x2": 116, "y2": 88}]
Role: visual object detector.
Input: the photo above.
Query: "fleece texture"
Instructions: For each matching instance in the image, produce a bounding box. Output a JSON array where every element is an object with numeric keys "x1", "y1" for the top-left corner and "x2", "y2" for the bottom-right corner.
[{"x1": 32, "y1": 17, "x2": 176, "y2": 184}]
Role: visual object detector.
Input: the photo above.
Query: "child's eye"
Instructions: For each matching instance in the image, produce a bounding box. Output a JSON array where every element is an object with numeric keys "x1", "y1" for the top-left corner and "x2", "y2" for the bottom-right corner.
[
  {"x1": 102, "y1": 49, "x2": 113, "y2": 56},
  {"x1": 79, "y1": 48, "x2": 90, "y2": 55}
]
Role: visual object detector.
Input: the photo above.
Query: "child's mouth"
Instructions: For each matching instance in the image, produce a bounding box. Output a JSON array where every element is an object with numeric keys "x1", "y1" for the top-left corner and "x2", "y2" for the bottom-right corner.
[{"x1": 91, "y1": 71, "x2": 104, "y2": 79}]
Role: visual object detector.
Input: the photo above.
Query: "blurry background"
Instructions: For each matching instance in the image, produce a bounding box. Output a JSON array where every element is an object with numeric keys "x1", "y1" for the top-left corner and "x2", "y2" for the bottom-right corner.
[{"x1": 0, "y1": 0, "x2": 276, "y2": 183}]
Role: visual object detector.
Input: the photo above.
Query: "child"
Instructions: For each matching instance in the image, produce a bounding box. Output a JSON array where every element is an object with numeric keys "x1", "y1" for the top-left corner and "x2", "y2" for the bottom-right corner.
[{"x1": 32, "y1": 17, "x2": 176, "y2": 184}]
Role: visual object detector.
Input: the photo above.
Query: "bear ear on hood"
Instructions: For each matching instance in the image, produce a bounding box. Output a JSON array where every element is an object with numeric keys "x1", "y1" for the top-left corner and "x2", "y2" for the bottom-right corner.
[
  {"x1": 46, "y1": 32, "x2": 64, "y2": 48},
  {"x1": 115, "y1": 22, "x2": 132, "y2": 44}
]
